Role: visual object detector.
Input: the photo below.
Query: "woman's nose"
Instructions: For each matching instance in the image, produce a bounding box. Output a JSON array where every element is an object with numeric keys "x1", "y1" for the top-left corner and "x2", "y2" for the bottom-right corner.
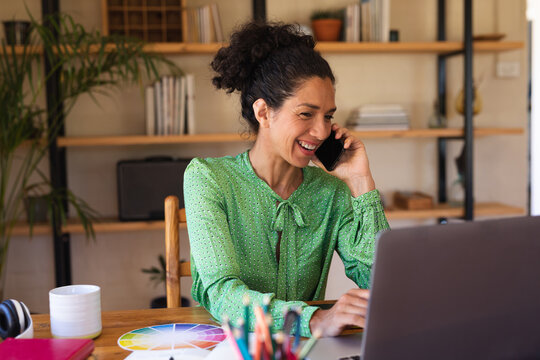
[{"x1": 310, "y1": 117, "x2": 330, "y2": 140}]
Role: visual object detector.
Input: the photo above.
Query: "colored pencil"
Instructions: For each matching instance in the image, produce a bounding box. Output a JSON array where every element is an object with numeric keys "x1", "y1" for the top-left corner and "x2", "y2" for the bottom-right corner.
[
  {"x1": 297, "y1": 329, "x2": 321, "y2": 359},
  {"x1": 243, "y1": 293, "x2": 251, "y2": 346},
  {"x1": 293, "y1": 308, "x2": 301, "y2": 351},
  {"x1": 262, "y1": 295, "x2": 270, "y2": 314},
  {"x1": 265, "y1": 313, "x2": 277, "y2": 360},
  {"x1": 235, "y1": 328, "x2": 253, "y2": 360},
  {"x1": 254, "y1": 323, "x2": 262, "y2": 360},
  {"x1": 274, "y1": 331, "x2": 284, "y2": 360},
  {"x1": 254, "y1": 306, "x2": 273, "y2": 355},
  {"x1": 222, "y1": 316, "x2": 245, "y2": 360}
]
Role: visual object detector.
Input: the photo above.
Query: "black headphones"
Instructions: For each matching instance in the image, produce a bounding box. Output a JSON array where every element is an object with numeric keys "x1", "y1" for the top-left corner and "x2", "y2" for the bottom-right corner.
[{"x1": 0, "y1": 299, "x2": 32, "y2": 339}]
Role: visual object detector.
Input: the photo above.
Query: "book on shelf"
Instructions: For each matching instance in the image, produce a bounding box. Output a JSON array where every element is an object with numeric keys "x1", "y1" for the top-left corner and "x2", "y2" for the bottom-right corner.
[
  {"x1": 183, "y1": 3, "x2": 224, "y2": 43},
  {"x1": 210, "y1": 3, "x2": 224, "y2": 42},
  {"x1": 174, "y1": 76, "x2": 186, "y2": 135},
  {"x1": 163, "y1": 76, "x2": 170, "y2": 135},
  {"x1": 381, "y1": 0, "x2": 390, "y2": 42},
  {"x1": 347, "y1": 123, "x2": 410, "y2": 131},
  {"x1": 185, "y1": 74, "x2": 196, "y2": 135},
  {"x1": 153, "y1": 81, "x2": 163, "y2": 135},
  {"x1": 346, "y1": 104, "x2": 409, "y2": 130},
  {"x1": 344, "y1": 3, "x2": 361, "y2": 42},
  {"x1": 358, "y1": 0, "x2": 389, "y2": 42},
  {"x1": 145, "y1": 75, "x2": 193, "y2": 136},
  {"x1": 145, "y1": 86, "x2": 155, "y2": 136}
]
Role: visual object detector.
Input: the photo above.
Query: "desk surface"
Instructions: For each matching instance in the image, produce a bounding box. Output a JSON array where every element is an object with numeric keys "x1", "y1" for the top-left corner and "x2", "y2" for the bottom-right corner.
[
  {"x1": 32, "y1": 307, "x2": 218, "y2": 360},
  {"x1": 32, "y1": 301, "x2": 347, "y2": 360}
]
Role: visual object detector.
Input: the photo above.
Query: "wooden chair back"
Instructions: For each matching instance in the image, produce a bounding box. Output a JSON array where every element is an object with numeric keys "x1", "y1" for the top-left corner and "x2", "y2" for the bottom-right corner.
[{"x1": 164, "y1": 195, "x2": 191, "y2": 308}]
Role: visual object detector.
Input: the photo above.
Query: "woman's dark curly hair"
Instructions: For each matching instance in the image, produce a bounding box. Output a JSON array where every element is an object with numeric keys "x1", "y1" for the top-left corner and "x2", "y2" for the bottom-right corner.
[{"x1": 211, "y1": 22, "x2": 335, "y2": 134}]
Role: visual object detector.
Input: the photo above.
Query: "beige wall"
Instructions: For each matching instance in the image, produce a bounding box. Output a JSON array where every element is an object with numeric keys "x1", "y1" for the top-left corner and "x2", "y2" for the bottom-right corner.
[{"x1": 4, "y1": 0, "x2": 528, "y2": 313}]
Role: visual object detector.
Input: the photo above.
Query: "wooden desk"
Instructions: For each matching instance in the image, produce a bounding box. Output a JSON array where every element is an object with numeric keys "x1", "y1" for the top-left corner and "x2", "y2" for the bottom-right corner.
[
  {"x1": 31, "y1": 301, "x2": 350, "y2": 359},
  {"x1": 32, "y1": 307, "x2": 218, "y2": 360}
]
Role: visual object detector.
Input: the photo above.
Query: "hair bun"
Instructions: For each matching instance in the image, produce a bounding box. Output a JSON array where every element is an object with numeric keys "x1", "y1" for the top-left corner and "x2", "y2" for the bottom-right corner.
[{"x1": 211, "y1": 22, "x2": 315, "y2": 93}]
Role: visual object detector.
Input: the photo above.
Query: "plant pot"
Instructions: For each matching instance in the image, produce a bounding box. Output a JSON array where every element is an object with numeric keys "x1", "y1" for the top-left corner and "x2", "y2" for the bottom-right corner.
[
  {"x1": 150, "y1": 295, "x2": 167, "y2": 308},
  {"x1": 311, "y1": 19, "x2": 342, "y2": 42},
  {"x1": 150, "y1": 295, "x2": 190, "y2": 308},
  {"x1": 3, "y1": 21, "x2": 31, "y2": 45}
]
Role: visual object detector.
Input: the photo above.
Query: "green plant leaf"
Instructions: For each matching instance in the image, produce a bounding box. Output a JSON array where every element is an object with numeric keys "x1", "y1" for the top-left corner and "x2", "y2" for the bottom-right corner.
[{"x1": 1, "y1": 11, "x2": 182, "y2": 272}]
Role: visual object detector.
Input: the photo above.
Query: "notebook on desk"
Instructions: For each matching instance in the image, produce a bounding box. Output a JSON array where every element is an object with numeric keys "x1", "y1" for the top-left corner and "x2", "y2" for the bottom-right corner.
[
  {"x1": 0, "y1": 338, "x2": 94, "y2": 360},
  {"x1": 307, "y1": 215, "x2": 540, "y2": 360}
]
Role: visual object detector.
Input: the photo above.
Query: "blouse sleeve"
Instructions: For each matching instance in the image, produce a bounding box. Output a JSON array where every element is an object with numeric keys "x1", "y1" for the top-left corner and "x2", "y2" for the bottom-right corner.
[
  {"x1": 335, "y1": 189, "x2": 390, "y2": 289},
  {"x1": 184, "y1": 159, "x2": 319, "y2": 337}
]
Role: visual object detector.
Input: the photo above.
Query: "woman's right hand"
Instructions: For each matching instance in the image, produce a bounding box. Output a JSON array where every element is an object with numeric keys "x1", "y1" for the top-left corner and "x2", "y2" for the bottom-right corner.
[{"x1": 309, "y1": 289, "x2": 370, "y2": 337}]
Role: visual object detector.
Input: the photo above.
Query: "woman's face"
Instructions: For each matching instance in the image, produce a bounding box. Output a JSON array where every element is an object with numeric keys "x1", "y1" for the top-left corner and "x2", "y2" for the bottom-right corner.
[{"x1": 267, "y1": 76, "x2": 336, "y2": 168}]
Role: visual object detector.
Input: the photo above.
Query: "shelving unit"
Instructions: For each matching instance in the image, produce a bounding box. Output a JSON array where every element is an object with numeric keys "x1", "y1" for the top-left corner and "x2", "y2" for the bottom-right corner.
[{"x1": 24, "y1": 0, "x2": 525, "y2": 288}]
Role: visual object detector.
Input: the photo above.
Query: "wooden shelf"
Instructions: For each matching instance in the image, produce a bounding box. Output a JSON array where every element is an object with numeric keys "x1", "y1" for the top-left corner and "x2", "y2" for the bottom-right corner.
[
  {"x1": 0, "y1": 45, "x2": 43, "y2": 56},
  {"x1": 354, "y1": 127, "x2": 524, "y2": 138},
  {"x1": 140, "y1": 41, "x2": 524, "y2": 55},
  {"x1": 11, "y1": 222, "x2": 52, "y2": 236},
  {"x1": 56, "y1": 127, "x2": 523, "y2": 147},
  {"x1": 57, "y1": 133, "x2": 253, "y2": 147},
  {"x1": 11, "y1": 202, "x2": 524, "y2": 236},
  {"x1": 315, "y1": 41, "x2": 524, "y2": 54},
  {"x1": 107, "y1": 6, "x2": 183, "y2": 11},
  {"x1": 141, "y1": 42, "x2": 224, "y2": 54},
  {"x1": 63, "y1": 218, "x2": 186, "y2": 234},
  {"x1": 3, "y1": 41, "x2": 523, "y2": 56},
  {"x1": 386, "y1": 202, "x2": 525, "y2": 220},
  {"x1": 11, "y1": 218, "x2": 186, "y2": 237}
]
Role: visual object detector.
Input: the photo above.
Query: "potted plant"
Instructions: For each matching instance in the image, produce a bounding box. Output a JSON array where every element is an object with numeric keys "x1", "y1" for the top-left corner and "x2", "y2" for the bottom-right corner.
[
  {"x1": 310, "y1": 9, "x2": 343, "y2": 42},
  {"x1": 142, "y1": 254, "x2": 189, "y2": 308},
  {"x1": 0, "y1": 12, "x2": 179, "y2": 300}
]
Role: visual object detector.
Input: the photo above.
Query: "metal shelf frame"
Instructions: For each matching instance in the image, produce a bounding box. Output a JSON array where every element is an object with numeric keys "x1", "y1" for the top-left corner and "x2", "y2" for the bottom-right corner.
[
  {"x1": 41, "y1": 0, "x2": 273, "y2": 289},
  {"x1": 42, "y1": 0, "x2": 483, "y2": 285}
]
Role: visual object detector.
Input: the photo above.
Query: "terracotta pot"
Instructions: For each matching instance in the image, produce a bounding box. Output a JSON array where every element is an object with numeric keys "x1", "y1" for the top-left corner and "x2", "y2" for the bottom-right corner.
[{"x1": 311, "y1": 19, "x2": 342, "y2": 41}]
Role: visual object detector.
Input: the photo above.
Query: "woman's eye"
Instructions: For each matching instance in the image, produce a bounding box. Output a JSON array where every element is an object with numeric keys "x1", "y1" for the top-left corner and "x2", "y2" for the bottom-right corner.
[
  {"x1": 325, "y1": 114, "x2": 334, "y2": 121},
  {"x1": 300, "y1": 112, "x2": 312, "y2": 118}
]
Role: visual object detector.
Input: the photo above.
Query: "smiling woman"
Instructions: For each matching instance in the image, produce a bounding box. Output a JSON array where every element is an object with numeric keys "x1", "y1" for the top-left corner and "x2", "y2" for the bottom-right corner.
[
  {"x1": 183, "y1": 22, "x2": 389, "y2": 338},
  {"x1": 253, "y1": 76, "x2": 336, "y2": 172}
]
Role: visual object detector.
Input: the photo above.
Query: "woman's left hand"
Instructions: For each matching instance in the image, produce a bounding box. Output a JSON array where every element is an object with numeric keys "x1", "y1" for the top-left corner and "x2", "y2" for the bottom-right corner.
[{"x1": 312, "y1": 124, "x2": 376, "y2": 197}]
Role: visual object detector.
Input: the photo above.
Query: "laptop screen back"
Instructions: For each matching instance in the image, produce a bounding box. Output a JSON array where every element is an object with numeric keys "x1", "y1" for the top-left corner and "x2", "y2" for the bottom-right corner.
[{"x1": 363, "y1": 216, "x2": 540, "y2": 360}]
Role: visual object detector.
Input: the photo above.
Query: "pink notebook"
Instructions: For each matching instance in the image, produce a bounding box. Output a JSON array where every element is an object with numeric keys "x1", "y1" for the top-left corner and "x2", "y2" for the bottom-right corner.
[{"x1": 0, "y1": 338, "x2": 94, "y2": 360}]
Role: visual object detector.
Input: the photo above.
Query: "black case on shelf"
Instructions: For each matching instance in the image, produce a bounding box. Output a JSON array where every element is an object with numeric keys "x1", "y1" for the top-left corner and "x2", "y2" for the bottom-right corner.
[{"x1": 117, "y1": 156, "x2": 191, "y2": 221}]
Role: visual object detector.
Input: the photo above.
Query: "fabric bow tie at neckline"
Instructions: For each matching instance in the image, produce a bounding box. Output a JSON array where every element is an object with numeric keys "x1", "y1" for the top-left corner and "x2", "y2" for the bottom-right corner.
[
  {"x1": 273, "y1": 200, "x2": 307, "y2": 231},
  {"x1": 272, "y1": 200, "x2": 306, "y2": 300}
]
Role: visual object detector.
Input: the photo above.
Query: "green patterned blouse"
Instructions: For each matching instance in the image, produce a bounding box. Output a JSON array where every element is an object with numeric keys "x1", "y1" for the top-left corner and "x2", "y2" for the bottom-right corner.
[{"x1": 183, "y1": 150, "x2": 389, "y2": 337}]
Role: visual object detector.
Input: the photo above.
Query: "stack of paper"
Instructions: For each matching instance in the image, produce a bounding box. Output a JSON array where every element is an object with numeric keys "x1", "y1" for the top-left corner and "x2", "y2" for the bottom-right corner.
[{"x1": 346, "y1": 104, "x2": 409, "y2": 131}]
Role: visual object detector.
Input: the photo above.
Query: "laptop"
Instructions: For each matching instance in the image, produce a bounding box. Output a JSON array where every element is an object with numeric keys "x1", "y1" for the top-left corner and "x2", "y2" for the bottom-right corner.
[{"x1": 307, "y1": 215, "x2": 540, "y2": 360}]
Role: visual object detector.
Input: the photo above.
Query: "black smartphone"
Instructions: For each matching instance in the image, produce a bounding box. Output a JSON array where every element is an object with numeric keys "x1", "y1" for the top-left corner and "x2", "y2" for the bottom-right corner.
[{"x1": 315, "y1": 130, "x2": 345, "y2": 171}]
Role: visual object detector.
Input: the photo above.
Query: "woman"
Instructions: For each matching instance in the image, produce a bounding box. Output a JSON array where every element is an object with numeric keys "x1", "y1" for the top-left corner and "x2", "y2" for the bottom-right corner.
[{"x1": 184, "y1": 22, "x2": 389, "y2": 337}]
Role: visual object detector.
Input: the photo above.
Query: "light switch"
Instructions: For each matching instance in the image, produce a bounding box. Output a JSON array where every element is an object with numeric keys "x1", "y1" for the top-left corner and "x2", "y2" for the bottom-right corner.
[{"x1": 496, "y1": 61, "x2": 520, "y2": 78}]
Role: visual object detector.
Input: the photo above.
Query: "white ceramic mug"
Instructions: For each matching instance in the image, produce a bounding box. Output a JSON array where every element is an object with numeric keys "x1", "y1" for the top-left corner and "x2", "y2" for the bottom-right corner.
[{"x1": 49, "y1": 284, "x2": 102, "y2": 339}]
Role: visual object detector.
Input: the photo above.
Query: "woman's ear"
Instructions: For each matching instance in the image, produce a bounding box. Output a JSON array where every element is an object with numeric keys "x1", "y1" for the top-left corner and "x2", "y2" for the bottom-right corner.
[{"x1": 253, "y1": 98, "x2": 271, "y2": 129}]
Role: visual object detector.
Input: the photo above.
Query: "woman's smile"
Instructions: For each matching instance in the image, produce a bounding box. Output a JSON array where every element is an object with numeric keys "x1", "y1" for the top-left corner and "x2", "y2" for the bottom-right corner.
[{"x1": 297, "y1": 139, "x2": 318, "y2": 154}]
